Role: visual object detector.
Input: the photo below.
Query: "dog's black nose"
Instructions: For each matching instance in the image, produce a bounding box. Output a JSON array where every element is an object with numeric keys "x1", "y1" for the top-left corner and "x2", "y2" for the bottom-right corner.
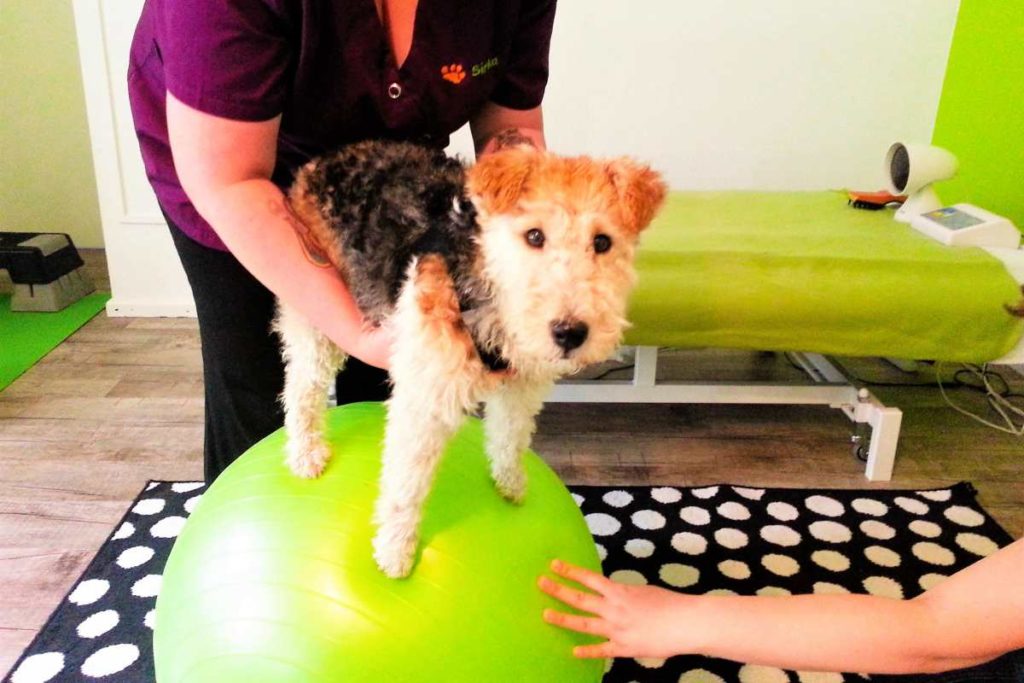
[{"x1": 551, "y1": 320, "x2": 589, "y2": 352}]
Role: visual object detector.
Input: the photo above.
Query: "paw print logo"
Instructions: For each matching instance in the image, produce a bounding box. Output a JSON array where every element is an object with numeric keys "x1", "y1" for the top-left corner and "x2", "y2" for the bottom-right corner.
[{"x1": 441, "y1": 64, "x2": 466, "y2": 84}]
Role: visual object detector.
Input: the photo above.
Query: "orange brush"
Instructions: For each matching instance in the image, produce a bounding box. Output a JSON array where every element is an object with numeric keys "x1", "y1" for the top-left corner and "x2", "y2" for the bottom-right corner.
[{"x1": 847, "y1": 190, "x2": 907, "y2": 210}]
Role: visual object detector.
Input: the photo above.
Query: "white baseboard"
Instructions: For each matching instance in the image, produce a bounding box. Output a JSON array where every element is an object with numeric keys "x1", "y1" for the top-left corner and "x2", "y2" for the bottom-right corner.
[{"x1": 106, "y1": 299, "x2": 196, "y2": 317}]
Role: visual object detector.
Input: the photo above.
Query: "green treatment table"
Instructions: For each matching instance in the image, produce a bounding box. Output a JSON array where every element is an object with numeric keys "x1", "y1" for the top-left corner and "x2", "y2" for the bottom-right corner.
[{"x1": 549, "y1": 192, "x2": 1024, "y2": 481}]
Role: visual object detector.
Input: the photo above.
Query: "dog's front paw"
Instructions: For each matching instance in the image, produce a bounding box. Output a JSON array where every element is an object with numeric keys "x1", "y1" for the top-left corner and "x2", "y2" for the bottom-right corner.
[
  {"x1": 493, "y1": 468, "x2": 527, "y2": 504},
  {"x1": 286, "y1": 441, "x2": 331, "y2": 479},
  {"x1": 372, "y1": 525, "x2": 418, "y2": 579}
]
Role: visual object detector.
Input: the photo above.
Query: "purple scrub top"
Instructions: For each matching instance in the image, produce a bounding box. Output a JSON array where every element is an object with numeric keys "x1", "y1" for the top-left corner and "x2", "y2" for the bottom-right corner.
[{"x1": 127, "y1": 0, "x2": 557, "y2": 250}]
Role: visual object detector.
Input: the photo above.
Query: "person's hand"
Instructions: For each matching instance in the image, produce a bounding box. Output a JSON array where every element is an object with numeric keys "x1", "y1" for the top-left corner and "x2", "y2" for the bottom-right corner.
[
  {"x1": 346, "y1": 319, "x2": 395, "y2": 370},
  {"x1": 539, "y1": 559, "x2": 696, "y2": 659}
]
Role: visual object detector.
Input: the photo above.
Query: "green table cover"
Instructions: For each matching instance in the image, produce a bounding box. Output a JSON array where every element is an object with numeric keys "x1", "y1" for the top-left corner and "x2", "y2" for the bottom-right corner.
[{"x1": 625, "y1": 192, "x2": 1023, "y2": 362}]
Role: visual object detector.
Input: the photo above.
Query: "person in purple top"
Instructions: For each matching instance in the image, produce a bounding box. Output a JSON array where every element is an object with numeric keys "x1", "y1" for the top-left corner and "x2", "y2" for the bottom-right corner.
[{"x1": 127, "y1": 0, "x2": 556, "y2": 481}]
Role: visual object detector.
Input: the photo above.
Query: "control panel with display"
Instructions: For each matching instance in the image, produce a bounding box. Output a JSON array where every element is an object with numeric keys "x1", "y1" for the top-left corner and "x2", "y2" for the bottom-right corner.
[{"x1": 909, "y1": 204, "x2": 1020, "y2": 249}]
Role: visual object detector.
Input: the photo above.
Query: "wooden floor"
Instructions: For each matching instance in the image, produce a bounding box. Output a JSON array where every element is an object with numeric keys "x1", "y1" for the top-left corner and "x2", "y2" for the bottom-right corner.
[{"x1": 1, "y1": 250, "x2": 1022, "y2": 674}]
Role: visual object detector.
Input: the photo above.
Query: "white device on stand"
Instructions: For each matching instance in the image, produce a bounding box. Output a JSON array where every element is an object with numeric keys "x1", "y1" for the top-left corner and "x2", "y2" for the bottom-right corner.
[
  {"x1": 885, "y1": 143, "x2": 958, "y2": 223},
  {"x1": 910, "y1": 205, "x2": 1020, "y2": 249},
  {"x1": 885, "y1": 142, "x2": 1021, "y2": 249}
]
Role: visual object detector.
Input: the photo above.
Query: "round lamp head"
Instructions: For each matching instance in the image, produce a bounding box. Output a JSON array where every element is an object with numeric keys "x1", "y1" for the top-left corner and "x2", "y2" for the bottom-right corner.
[{"x1": 885, "y1": 143, "x2": 958, "y2": 223}]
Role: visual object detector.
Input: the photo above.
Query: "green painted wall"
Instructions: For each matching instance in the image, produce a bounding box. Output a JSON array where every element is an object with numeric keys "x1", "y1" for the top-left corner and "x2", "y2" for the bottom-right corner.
[
  {"x1": 1, "y1": 1, "x2": 103, "y2": 247},
  {"x1": 932, "y1": 1, "x2": 1024, "y2": 231}
]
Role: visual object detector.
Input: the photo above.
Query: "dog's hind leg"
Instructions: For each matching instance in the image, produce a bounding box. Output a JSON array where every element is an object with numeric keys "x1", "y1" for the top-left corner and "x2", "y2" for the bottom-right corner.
[
  {"x1": 274, "y1": 302, "x2": 347, "y2": 479},
  {"x1": 372, "y1": 255, "x2": 484, "y2": 578},
  {"x1": 484, "y1": 380, "x2": 550, "y2": 504}
]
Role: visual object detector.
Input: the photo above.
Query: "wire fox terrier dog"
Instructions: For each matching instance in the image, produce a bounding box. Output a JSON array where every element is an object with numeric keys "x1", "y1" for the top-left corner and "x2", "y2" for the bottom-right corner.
[{"x1": 275, "y1": 140, "x2": 666, "y2": 578}]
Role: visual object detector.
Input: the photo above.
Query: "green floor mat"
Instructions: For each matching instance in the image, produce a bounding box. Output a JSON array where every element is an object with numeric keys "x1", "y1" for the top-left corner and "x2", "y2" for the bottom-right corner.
[{"x1": 0, "y1": 292, "x2": 110, "y2": 391}]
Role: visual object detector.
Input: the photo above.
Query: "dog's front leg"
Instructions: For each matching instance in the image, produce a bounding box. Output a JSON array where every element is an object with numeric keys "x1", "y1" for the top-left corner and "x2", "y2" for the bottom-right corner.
[
  {"x1": 484, "y1": 379, "x2": 551, "y2": 504},
  {"x1": 372, "y1": 255, "x2": 483, "y2": 578},
  {"x1": 274, "y1": 302, "x2": 347, "y2": 479},
  {"x1": 373, "y1": 388, "x2": 465, "y2": 578}
]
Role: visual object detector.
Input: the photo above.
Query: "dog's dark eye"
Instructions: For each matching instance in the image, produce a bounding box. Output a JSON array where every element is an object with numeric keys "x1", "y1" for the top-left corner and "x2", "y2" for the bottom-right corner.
[
  {"x1": 593, "y1": 234, "x2": 612, "y2": 254},
  {"x1": 525, "y1": 228, "x2": 545, "y2": 248}
]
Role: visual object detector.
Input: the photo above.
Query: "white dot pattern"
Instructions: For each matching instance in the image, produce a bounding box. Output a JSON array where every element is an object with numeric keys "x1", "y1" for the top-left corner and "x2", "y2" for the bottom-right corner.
[
  {"x1": 586, "y1": 512, "x2": 621, "y2": 536},
  {"x1": 762, "y1": 554, "x2": 800, "y2": 577},
  {"x1": 851, "y1": 498, "x2": 888, "y2": 517},
  {"x1": 860, "y1": 519, "x2": 896, "y2": 541},
  {"x1": 680, "y1": 506, "x2": 711, "y2": 526},
  {"x1": 908, "y1": 520, "x2": 942, "y2": 538},
  {"x1": 956, "y1": 532, "x2": 999, "y2": 557},
  {"x1": 716, "y1": 501, "x2": 751, "y2": 521},
  {"x1": 671, "y1": 531, "x2": 708, "y2": 556},
  {"x1": 738, "y1": 664, "x2": 790, "y2": 683},
  {"x1": 809, "y1": 521, "x2": 852, "y2": 544},
  {"x1": 713, "y1": 527, "x2": 748, "y2": 550},
  {"x1": 805, "y1": 495, "x2": 844, "y2": 517},
  {"x1": 894, "y1": 496, "x2": 929, "y2": 516},
  {"x1": 718, "y1": 560, "x2": 751, "y2": 580},
  {"x1": 15, "y1": 482, "x2": 204, "y2": 681},
  {"x1": 80, "y1": 644, "x2": 139, "y2": 677},
  {"x1": 651, "y1": 487, "x2": 681, "y2": 504},
  {"x1": 631, "y1": 509, "x2": 666, "y2": 530},
  {"x1": 944, "y1": 505, "x2": 985, "y2": 527},
  {"x1": 760, "y1": 525, "x2": 801, "y2": 547},
  {"x1": 10, "y1": 652, "x2": 64, "y2": 683},
  {"x1": 17, "y1": 481, "x2": 1008, "y2": 683},
  {"x1": 624, "y1": 538, "x2": 655, "y2": 558},
  {"x1": 913, "y1": 542, "x2": 956, "y2": 566},
  {"x1": 679, "y1": 670, "x2": 726, "y2": 683},
  {"x1": 603, "y1": 490, "x2": 633, "y2": 508},
  {"x1": 76, "y1": 610, "x2": 119, "y2": 639},
  {"x1": 766, "y1": 501, "x2": 799, "y2": 521},
  {"x1": 610, "y1": 569, "x2": 648, "y2": 586},
  {"x1": 660, "y1": 563, "x2": 700, "y2": 588}
]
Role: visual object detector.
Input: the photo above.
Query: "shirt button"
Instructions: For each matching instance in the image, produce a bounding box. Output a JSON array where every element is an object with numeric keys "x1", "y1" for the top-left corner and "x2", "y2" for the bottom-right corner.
[{"x1": 387, "y1": 82, "x2": 402, "y2": 99}]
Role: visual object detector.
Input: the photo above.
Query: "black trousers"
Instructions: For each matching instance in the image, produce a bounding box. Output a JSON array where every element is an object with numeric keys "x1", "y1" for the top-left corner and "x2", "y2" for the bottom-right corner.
[{"x1": 168, "y1": 222, "x2": 390, "y2": 482}]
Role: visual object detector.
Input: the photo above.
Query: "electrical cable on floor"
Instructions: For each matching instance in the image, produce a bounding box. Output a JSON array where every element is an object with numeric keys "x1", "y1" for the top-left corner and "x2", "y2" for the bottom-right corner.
[
  {"x1": 936, "y1": 363, "x2": 1024, "y2": 437},
  {"x1": 785, "y1": 353, "x2": 1024, "y2": 437}
]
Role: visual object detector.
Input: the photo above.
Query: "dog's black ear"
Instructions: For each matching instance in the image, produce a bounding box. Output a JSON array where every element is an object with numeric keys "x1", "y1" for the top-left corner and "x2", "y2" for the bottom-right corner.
[
  {"x1": 466, "y1": 147, "x2": 541, "y2": 215},
  {"x1": 605, "y1": 158, "x2": 668, "y2": 235}
]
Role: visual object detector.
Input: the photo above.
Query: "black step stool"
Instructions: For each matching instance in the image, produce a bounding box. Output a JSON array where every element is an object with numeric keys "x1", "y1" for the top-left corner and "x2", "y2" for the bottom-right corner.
[{"x1": 0, "y1": 232, "x2": 95, "y2": 311}]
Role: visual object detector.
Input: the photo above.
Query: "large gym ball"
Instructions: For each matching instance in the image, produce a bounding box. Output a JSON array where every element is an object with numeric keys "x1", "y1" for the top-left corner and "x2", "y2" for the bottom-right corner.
[{"x1": 154, "y1": 402, "x2": 603, "y2": 682}]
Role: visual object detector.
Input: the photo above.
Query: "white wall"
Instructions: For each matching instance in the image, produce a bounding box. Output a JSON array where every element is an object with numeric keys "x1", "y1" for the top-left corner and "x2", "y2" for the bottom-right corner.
[
  {"x1": 450, "y1": 0, "x2": 960, "y2": 191},
  {"x1": 81, "y1": 0, "x2": 960, "y2": 315}
]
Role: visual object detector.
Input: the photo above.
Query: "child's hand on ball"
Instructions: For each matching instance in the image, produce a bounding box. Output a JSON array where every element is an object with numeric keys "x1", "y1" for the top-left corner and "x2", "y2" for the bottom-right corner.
[{"x1": 538, "y1": 559, "x2": 695, "y2": 659}]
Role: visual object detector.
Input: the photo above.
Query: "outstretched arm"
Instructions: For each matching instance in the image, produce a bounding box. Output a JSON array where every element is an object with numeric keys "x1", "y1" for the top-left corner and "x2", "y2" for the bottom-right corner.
[
  {"x1": 166, "y1": 93, "x2": 392, "y2": 368},
  {"x1": 541, "y1": 537, "x2": 1024, "y2": 674}
]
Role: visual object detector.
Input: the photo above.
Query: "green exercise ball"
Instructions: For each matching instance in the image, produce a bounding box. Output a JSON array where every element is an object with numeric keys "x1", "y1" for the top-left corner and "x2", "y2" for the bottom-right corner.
[{"x1": 154, "y1": 402, "x2": 603, "y2": 682}]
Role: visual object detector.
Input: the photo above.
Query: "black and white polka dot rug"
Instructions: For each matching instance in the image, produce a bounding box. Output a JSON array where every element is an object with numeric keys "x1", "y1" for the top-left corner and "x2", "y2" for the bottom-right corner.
[{"x1": 5, "y1": 481, "x2": 1015, "y2": 683}]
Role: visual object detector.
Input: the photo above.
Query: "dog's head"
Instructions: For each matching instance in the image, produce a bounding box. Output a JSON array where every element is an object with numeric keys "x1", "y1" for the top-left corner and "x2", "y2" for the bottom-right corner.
[{"x1": 466, "y1": 147, "x2": 666, "y2": 375}]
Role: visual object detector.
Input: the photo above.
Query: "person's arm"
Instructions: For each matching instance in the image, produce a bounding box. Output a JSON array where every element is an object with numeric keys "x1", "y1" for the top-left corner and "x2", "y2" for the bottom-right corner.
[
  {"x1": 166, "y1": 93, "x2": 392, "y2": 368},
  {"x1": 540, "y1": 537, "x2": 1024, "y2": 674},
  {"x1": 470, "y1": 102, "x2": 546, "y2": 155}
]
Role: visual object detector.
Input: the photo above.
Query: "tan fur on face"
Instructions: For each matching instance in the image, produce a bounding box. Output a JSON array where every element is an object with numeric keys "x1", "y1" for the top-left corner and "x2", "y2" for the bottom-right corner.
[
  {"x1": 467, "y1": 147, "x2": 667, "y2": 235},
  {"x1": 466, "y1": 149, "x2": 667, "y2": 376}
]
